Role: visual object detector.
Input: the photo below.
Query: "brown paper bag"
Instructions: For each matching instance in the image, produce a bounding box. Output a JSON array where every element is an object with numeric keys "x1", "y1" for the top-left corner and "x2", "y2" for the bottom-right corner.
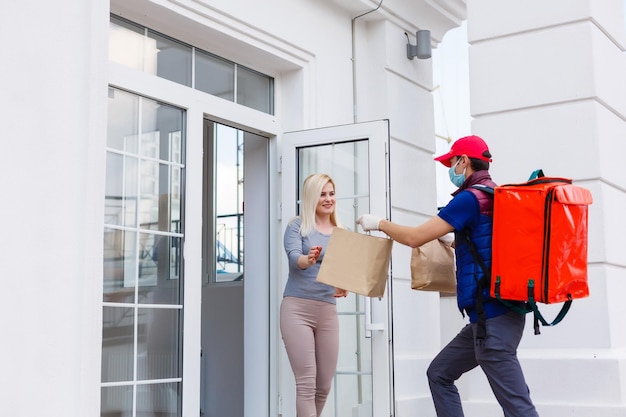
[
  {"x1": 317, "y1": 228, "x2": 393, "y2": 297},
  {"x1": 411, "y1": 239, "x2": 456, "y2": 293}
]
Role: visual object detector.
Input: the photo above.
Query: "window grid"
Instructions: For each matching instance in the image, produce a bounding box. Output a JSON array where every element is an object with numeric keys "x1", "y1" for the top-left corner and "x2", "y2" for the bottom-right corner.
[
  {"x1": 103, "y1": 88, "x2": 185, "y2": 417},
  {"x1": 110, "y1": 14, "x2": 274, "y2": 115}
]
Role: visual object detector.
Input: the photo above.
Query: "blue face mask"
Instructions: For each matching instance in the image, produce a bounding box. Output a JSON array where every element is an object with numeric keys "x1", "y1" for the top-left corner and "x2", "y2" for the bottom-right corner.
[{"x1": 448, "y1": 158, "x2": 466, "y2": 187}]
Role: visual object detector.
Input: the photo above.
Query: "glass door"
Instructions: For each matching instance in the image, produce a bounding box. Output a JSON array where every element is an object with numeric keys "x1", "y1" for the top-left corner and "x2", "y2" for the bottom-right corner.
[{"x1": 281, "y1": 120, "x2": 393, "y2": 417}]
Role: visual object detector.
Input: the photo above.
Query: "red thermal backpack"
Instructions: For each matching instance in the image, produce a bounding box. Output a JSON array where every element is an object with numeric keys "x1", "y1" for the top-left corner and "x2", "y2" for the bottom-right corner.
[{"x1": 467, "y1": 170, "x2": 593, "y2": 335}]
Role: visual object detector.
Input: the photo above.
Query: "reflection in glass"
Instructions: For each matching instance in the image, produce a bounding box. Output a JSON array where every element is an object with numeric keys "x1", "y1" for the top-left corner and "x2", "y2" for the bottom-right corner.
[
  {"x1": 141, "y1": 99, "x2": 183, "y2": 163},
  {"x1": 147, "y1": 31, "x2": 192, "y2": 87},
  {"x1": 237, "y1": 66, "x2": 274, "y2": 114},
  {"x1": 105, "y1": 153, "x2": 138, "y2": 228},
  {"x1": 141, "y1": 100, "x2": 184, "y2": 163},
  {"x1": 137, "y1": 308, "x2": 181, "y2": 380},
  {"x1": 107, "y1": 89, "x2": 139, "y2": 153},
  {"x1": 101, "y1": 385, "x2": 133, "y2": 416},
  {"x1": 109, "y1": 18, "x2": 145, "y2": 72},
  {"x1": 136, "y1": 382, "x2": 181, "y2": 417},
  {"x1": 138, "y1": 165, "x2": 182, "y2": 234},
  {"x1": 139, "y1": 159, "x2": 159, "y2": 227},
  {"x1": 103, "y1": 228, "x2": 137, "y2": 303},
  {"x1": 195, "y1": 51, "x2": 234, "y2": 100},
  {"x1": 138, "y1": 234, "x2": 182, "y2": 305},
  {"x1": 169, "y1": 165, "x2": 182, "y2": 231},
  {"x1": 101, "y1": 382, "x2": 181, "y2": 417},
  {"x1": 141, "y1": 131, "x2": 161, "y2": 159},
  {"x1": 169, "y1": 131, "x2": 183, "y2": 165},
  {"x1": 101, "y1": 306, "x2": 135, "y2": 382}
]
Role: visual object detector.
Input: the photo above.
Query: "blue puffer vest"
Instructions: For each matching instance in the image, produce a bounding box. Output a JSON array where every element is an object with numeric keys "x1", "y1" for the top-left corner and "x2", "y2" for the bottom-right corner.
[{"x1": 452, "y1": 171, "x2": 508, "y2": 323}]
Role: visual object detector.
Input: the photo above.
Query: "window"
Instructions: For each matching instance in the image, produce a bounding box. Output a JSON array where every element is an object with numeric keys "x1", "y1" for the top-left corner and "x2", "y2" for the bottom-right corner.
[
  {"x1": 110, "y1": 15, "x2": 275, "y2": 115},
  {"x1": 202, "y1": 121, "x2": 245, "y2": 283},
  {"x1": 237, "y1": 66, "x2": 274, "y2": 114},
  {"x1": 195, "y1": 50, "x2": 235, "y2": 100},
  {"x1": 102, "y1": 88, "x2": 185, "y2": 417},
  {"x1": 147, "y1": 31, "x2": 192, "y2": 87}
]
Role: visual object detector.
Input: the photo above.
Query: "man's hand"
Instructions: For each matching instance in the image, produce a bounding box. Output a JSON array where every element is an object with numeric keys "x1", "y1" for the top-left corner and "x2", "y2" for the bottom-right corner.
[
  {"x1": 438, "y1": 232, "x2": 455, "y2": 247},
  {"x1": 356, "y1": 214, "x2": 383, "y2": 231}
]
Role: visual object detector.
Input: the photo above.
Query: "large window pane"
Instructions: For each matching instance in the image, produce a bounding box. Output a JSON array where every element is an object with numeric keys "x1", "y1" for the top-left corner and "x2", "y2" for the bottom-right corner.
[
  {"x1": 195, "y1": 50, "x2": 234, "y2": 100},
  {"x1": 237, "y1": 66, "x2": 274, "y2": 114},
  {"x1": 147, "y1": 31, "x2": 192, "y2": 87}
]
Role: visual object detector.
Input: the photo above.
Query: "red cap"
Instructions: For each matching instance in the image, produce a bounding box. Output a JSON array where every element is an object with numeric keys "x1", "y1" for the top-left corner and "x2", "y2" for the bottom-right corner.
[{"x1": 434, "y1": 135, "x2": 492, "y2": 167}]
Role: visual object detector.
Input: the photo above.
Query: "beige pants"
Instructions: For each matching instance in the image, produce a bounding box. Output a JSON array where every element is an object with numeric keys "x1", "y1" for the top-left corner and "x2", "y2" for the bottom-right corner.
[{"x1": 280, "y1": 296, "x2": 339, "y2": 417}]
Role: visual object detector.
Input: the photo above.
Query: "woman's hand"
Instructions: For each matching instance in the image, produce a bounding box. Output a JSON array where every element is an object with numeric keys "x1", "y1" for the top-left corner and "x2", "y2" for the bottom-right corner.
[
  {"x1": 299, "y1": 245, "x2": 322, "y2": 268},
  {"x1": 308, "y1": 245, "x2": 322, "y2": 265},
  {"x1": 334, "y1": 288, "x2": 348, "y2": 298}
]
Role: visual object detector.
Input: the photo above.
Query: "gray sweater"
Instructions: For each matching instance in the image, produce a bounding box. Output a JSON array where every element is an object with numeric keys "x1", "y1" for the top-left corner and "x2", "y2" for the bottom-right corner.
[{"x1": 283, "y1": 217, "x2": 336, "y2": 304}]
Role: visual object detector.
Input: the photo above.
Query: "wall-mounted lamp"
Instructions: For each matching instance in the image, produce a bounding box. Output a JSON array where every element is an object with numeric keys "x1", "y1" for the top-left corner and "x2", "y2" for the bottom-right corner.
[{"x1": 406, "y1": 29, "x2": 432, "y2": 60}]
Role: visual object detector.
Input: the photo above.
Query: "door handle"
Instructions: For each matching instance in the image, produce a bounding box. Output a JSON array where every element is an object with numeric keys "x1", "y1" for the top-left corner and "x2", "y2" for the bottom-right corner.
[{"x1": 364, "y1": 296, "x2": 384, "y2": 338}]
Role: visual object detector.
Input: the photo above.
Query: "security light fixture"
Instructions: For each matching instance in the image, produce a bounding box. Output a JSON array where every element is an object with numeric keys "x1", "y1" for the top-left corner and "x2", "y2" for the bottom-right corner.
[{"x1": 406, "y1": 30, "x2": 432, "y2": 60}]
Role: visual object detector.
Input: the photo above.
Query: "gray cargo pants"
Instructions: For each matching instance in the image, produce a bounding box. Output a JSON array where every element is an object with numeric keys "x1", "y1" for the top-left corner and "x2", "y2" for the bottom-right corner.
[{"x1": 427, "y1": 311, "x2": 539, "y2": 417}]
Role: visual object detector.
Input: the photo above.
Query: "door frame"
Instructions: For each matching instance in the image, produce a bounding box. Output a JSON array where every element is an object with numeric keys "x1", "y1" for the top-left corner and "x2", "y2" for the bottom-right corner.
[{"x1": 279, "y1": 120, "x2": 394, "y2": 417}]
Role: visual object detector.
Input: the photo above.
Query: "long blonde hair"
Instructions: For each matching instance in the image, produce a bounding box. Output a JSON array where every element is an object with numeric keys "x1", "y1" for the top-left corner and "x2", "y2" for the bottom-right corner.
[{"x1": 296, "y1": 173, "x2": 340, "y2": 236}]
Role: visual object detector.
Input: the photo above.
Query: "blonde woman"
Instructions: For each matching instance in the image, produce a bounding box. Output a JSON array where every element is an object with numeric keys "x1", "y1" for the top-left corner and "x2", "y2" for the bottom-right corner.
[{"x1": 281, "y1": 173, "x2": 347, "y2": 417}]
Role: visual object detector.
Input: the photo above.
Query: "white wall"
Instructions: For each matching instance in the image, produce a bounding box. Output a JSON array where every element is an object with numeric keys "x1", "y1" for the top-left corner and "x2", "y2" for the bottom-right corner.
[
  {"x1": 465, "y1": 0, "x2": 626, "y2": 415},
  {"x1": 433, "y1": 22, "x2": 472, "y2": 206},
  {"x1": 0, "y1": 1, "x2": 109, "y2": 417}
]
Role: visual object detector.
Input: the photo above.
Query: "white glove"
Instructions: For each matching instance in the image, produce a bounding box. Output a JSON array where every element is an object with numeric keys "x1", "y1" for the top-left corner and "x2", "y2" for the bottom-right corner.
[
  {"x1": 356, "y1": 214, "x2": 383, "y2": 231},
  {"x1": 438, "y1": 232, "x2": 455, "y2": 247}
]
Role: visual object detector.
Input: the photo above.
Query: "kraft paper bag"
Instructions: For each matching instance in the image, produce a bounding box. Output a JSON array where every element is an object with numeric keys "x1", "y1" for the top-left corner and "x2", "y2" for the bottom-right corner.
[
  {"x1": 411, "y1": 239, "x2": 456, "y2": 294},
  {"x1": 317, "y1": 228, "x2": 393, "y2": 298}
]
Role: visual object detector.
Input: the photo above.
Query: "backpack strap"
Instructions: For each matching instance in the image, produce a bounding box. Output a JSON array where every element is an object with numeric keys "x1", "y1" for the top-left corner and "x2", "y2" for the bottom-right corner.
[
  {"x1": 463, "y1": 185, "x2": 495, "y2": 345},
  {"x1": 464, "y1": 185, "x2": 530, "y2": 344},
  {"x1": 462, "y1": 231, "x2": 489, "y2": 345},
  {"x1": 526, "y1": 279, "x2": 573, "y2": 334},
  {"x1": 528, "y1": 169, "x2": 544, "y2": 180},
  {"x1": 470, "y1": 184, "x2": 494, "y2": 195}
]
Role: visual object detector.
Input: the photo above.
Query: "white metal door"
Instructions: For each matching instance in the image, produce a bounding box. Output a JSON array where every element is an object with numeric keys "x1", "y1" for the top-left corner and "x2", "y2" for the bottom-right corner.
[{"x1": 281, "y1": 120, "x2": 394, "y2": 417}]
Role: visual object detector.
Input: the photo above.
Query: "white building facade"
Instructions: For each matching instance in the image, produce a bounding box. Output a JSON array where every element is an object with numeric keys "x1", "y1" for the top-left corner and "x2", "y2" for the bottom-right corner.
[{"x1": 1, "y1": 1, "x2": 625, "y2": 417}]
